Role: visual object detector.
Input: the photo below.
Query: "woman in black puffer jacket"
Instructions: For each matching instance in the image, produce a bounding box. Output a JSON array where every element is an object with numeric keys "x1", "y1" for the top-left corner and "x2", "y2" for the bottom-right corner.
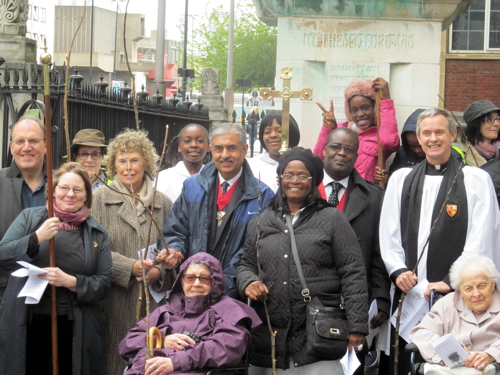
[{"x1": 237, "y1": 147, "x2": 369, "y2": 374}]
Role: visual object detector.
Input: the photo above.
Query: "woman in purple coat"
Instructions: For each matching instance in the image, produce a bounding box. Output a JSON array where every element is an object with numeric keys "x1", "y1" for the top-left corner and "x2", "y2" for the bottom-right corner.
[{"x1": 119, "y1": 252, "x2": 262, "y2": 375}]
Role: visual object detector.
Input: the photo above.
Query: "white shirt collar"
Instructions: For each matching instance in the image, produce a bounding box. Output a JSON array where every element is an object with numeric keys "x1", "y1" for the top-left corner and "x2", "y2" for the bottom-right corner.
[
  {"x1": 323, "y1": 172, "x2": 349, "y2": 189},
  {"x1": 218, "y1": 168, "x2": 243, "y2": 187}
]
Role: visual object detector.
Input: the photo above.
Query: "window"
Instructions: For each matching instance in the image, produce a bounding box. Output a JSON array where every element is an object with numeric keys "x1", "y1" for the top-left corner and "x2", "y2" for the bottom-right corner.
[
  {"x1": 33, "y1": 6, "x2": 39, "y2": 21},
  {"x1": 41, "y1": 8, "x2": 46, "y2": 23},
  {"x1": 450, "y1": 0, "x2": 500, "y2": 51},
  {"x1": 27, "y1": 4, "x2": 32, "y2": 20}
]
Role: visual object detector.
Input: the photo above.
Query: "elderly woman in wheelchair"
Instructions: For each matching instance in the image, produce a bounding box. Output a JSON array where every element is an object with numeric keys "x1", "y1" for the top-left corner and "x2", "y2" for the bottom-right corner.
[
  {"x1": 409, "y1": 254, "x2": 500, "y2": 375},
  {"x1": 119, "y1": 253, "x2": 261, "y2": 375}
]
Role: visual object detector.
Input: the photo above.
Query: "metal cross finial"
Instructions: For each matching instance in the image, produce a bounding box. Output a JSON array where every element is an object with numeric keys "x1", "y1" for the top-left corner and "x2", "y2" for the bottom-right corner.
[{"x1": 259, "y1": 67, "x2": 313, "y2": 154}]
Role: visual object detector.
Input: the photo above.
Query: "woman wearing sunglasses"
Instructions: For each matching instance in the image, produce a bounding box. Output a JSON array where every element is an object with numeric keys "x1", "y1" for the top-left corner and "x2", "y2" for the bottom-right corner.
[{"x1": 120, "y1": 252, "x2": 261, "y2": 375}]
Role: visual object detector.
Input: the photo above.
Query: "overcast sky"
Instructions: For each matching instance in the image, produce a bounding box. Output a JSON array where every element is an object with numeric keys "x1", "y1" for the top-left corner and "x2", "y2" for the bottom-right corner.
[{"x1": 54, "y1": 0, "x2": 229, "y2": 40}]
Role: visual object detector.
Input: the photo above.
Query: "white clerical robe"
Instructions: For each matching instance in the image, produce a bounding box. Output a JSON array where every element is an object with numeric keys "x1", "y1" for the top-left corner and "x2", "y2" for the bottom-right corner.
[{"x1": 377, "y1": 165, "x2": 500, "y2": 354}]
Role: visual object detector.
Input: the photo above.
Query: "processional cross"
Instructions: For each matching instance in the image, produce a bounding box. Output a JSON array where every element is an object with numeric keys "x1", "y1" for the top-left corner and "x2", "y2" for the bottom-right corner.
[{"x1": 259, "y1": 67, "x2": 313, "y2": 154}]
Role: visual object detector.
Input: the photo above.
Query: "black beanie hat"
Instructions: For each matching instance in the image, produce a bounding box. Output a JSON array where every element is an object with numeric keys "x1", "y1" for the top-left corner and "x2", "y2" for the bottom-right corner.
[{"x1": 276, "y1": 147, "x2": 324, "y2": 186}]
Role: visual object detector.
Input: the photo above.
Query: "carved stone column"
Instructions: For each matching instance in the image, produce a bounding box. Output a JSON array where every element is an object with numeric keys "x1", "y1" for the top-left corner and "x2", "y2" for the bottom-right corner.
[
  {"x1": 0, "y1": 0, "x2": 36, "y2": 63},
  {"x1": 199, "y1": 68, "x2": 227, "y2": 130}
]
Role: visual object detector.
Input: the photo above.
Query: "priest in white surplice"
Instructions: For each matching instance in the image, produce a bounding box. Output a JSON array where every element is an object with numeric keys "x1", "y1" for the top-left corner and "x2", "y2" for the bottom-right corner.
[{"x1": 378, "y1": 107, "x2": 500, "y2": 375}]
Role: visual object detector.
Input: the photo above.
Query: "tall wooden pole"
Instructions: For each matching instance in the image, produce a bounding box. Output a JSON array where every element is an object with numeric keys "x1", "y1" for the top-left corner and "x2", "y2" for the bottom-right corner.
[
  {"x1": 41, "y1": 42, "x2": 59, "y2": 375},
  {"x1": 375, "y1": 91, "x2": 386, "y2": 189}
]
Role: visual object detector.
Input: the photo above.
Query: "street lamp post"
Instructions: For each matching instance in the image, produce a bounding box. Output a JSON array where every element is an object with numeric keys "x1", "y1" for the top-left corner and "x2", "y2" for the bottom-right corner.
[{"x1": 89, "y1": 0, "x2": 94, "y2": 83}]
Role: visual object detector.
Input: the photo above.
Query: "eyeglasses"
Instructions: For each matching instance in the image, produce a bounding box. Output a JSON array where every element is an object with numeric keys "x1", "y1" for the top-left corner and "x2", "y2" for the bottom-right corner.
[
  {"x1": 281, "y1": 174, "x2": 312, "y2": 182},
  {"x1": 77, "y1": 152, "x2": 102, "y2": 160},
  {"x1": 326, "y1": 144, "x2": 358, "y2": 155},
  {"x1": 485, "y1": 117, "x2": 500, "y2": 124},
  {"x1": 350, "y1": 105, "x2": 373, "y2": 115},
  {"x1": 57, "y1": 185, "x2": 86, "y2": 196},
  {"x1": 11, "y1": 138, "x2": 44, "y2": 147},
  {"x1": 183, "y1": 274, "x2": 212, "y2": 285}
]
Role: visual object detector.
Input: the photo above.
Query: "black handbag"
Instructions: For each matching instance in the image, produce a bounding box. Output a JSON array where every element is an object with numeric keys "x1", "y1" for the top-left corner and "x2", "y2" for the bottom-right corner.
[{"x1": 285, "y1": 214, "x2": 349, "y2": 360}]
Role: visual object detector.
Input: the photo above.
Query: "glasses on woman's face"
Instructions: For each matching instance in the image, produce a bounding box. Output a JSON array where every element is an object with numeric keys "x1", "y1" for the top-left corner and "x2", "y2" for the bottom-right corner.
[
  {"x1": 77, "y1": 152, "x2": 102, "y2": 160},
  {"x1": 57, "y1": 185, "x2": 86, "y2": 196},
  {"x1": 485, "y1": 116, "x2": 500, "y2": 124},
  {"x1": 281, "y1": 174, "x2": 312, "y2": 182},
  {"x1": 183, "y1": 274, "x2": 212, "y2": 285}
]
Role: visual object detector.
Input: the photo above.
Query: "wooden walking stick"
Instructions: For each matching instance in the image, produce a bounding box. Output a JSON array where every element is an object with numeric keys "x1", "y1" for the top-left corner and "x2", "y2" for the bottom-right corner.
[
  {"x1": 41, "y1": 41, "x2": 59, "y2": 375},
  {"x1": 375, "y1": 91, "x2": 386, "y2": 189}
]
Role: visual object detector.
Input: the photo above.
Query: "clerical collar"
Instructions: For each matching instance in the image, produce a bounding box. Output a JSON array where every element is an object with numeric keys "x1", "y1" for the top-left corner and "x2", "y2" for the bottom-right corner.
[
  {"x1": 218, "y1": 168, "x2": 242, "y2": 188},
  {"x1": 425, "y1": 160, "x2": 449, "y2": 175}
]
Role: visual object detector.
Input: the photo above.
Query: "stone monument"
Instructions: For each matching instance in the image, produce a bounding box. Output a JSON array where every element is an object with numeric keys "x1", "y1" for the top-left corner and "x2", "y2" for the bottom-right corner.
[
  {"x1": 0, "y1": 0, "x2": 36, "y2": 63},
  {"x1": 253, "y1": 0, "x2": 470, "y2": 148},
  {"x1": 199, "y1": 67, "x2": 227, "y2": 130}
]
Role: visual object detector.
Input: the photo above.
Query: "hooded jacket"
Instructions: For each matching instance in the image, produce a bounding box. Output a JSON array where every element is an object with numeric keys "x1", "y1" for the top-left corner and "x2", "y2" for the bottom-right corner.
[
  {"x1": 120, "y1": 253, "x2": 262, "y2": 375},
  {"x1": 389, "y1": 109, "x2": 425, "y2": 175},
  {"x1": 313, "y1": 100, "x2": 399, "y2": 182},
  {"x1": 162, "y1": 160, "x2": 274, "y2": 298}
]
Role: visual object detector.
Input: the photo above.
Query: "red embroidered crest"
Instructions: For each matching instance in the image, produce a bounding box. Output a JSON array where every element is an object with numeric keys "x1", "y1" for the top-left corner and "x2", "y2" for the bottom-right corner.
[{"x1": 446, "y1": 204, "x2": 458, "y2": 218}]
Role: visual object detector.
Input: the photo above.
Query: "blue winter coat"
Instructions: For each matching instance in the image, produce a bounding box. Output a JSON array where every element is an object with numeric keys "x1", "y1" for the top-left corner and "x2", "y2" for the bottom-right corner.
[{"x1": 162, "y1": 160, "x2": 274, "y2": 298}]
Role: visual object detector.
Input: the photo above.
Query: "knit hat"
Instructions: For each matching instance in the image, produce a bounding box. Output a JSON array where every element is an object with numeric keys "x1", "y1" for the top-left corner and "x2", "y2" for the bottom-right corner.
[
  {"x1": 344, "y1": 79, "x2": 377, "y2": 122},
  {"x1": 276, "y1": 147, "x2": 324, "y2": 186},
  {"x1": 463, "y1": 100, "x2": 500, "y2": 125},
  {"x1": 70, "y1": 129, "x2": 107, "y2": 157}
]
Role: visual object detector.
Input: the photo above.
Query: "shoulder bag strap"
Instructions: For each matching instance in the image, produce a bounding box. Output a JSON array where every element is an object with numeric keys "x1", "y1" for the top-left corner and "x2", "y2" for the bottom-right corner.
[{"x1": 285, "y1": 213, "x2": 312, "y2": 303}]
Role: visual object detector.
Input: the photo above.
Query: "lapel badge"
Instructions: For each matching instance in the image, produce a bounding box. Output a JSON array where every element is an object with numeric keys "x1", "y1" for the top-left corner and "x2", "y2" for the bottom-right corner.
[
  {"x1": 94, "y1": 241, "x2": 98, "y2": 248},
  {"x1": 446, "y1": 204, "x2": 458, "y2": 218}
]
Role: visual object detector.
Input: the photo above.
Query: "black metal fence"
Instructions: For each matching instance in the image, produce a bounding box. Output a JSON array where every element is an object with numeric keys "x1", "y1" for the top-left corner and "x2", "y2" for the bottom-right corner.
[{"x1": 0, "y1": 62, "x2": 210, "y2": 168}]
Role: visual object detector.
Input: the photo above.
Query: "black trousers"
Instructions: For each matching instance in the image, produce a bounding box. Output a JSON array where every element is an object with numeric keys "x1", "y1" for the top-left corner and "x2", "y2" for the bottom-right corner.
[{"x1": 26, "y1": 313, "x2": 73, "y2": 375}]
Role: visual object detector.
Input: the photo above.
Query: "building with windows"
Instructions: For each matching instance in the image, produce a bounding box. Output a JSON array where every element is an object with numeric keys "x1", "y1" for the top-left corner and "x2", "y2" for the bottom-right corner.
[
  {"x1": 444, "y1": 0, "x2": 500, "y2": 112},
  {"x1": 26, "y1": 0, "x2": 55, "y2": 62}
]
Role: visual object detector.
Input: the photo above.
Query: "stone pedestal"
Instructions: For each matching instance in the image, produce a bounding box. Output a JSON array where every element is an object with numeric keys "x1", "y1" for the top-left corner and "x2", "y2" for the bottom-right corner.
[
  {"x1": 199, "y1": 68, "x2": 228, "y2": 131},
  {"x1": 254, "y1": 0, "x2": 469, "y2": 148},
  {"x1": 0, "y1": 35, "x2": 36, "y2": 64}
]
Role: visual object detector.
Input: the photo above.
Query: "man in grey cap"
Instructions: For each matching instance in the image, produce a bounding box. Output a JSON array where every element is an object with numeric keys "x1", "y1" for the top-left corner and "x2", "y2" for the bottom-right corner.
[
  {"x1": 0, "y1": 115, "x2": 48, "y2": 302},
  {"x1": 70, "y1": 128, "x2": 110, "y2": 189}
]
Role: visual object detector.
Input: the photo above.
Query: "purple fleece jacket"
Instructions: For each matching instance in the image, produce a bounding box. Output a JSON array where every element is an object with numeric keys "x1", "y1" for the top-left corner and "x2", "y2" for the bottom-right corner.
[{"x1": 119, "y1": 253, "x2": 262, "y2": 375}]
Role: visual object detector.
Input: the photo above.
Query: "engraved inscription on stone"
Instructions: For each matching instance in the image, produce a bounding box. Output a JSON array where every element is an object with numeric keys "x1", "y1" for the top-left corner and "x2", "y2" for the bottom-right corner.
[
  {"x1": 304, "y1": 32, "x2": 414, "y2": 50},
  {"x1": 327, "y1": 63, "x2": 390, "y2": 123}
]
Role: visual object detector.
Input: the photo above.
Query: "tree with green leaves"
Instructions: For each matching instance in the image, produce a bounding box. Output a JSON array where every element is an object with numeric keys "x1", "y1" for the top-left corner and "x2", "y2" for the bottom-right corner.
[{"x1": 185, "y1": 1, "x2": 277, "y2": 92}]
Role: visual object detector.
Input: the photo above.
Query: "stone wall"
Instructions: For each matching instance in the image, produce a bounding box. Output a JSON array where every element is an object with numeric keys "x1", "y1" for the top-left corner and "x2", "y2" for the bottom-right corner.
[{"x1": 445, "y1": 59, "x2": 500, "y2": 112}]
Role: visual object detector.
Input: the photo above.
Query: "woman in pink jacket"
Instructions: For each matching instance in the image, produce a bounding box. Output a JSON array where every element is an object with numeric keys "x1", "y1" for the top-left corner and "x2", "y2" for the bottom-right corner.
[{"x1": 313, "y1": 78, "x2": 399, "y2": 183}]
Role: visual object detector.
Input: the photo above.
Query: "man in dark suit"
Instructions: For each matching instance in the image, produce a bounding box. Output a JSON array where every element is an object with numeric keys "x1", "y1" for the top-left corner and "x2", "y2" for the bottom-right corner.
[
  {"x1": 320, "y1": 127, "x2": 391, "y2": 374},
  {"x1": 159, "y1": 123, "x2": 274, "y2": 298},
  {"x1": 0, "y1": 115, "x2": 48, "y2": 302}
]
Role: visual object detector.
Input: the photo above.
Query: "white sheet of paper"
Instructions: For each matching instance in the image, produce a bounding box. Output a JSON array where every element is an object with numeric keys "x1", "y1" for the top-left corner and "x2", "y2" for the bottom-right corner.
[
  {"x1": 12, "y1": 261, "x2": 48, "y2": 304},
  {"x1": 366, "y1": 299, "x2": 380, "y2": 347},
  {"x1": 399, "y1": 302, "x2": 429, "y2": 343},
  {"x1": 432, "y1": 334, "x2": 469, "y2": 368},
  {"x1": 138, "y1": 244, "x2": 167, "y2": 303},
  {"x1": 391, "y1": 279, "x2": 429, "y2": 332},
  {"x1": 340, "y1": 346, "x2": 361, "y2": 375}
]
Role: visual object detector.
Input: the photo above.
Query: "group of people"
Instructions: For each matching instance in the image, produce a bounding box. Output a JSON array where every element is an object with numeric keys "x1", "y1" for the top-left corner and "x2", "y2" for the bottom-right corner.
[{"x1": 0, "y1": 76, "x2": 499, "y2": 375}]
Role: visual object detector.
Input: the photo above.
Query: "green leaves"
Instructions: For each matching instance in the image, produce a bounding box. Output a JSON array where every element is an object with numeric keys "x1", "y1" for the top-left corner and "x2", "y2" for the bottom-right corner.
[{"x1": 184, "y1": 1, "x2": 277, "y2": 91}]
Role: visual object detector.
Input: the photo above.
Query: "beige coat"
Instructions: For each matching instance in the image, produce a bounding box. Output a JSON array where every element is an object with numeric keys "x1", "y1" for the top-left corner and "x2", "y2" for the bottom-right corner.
[
  {"x1": 91, "y1": 183, "x2": 172, "y2": 375},
  {"x1": 410, "y1": 288, "x2": 500, "y2": 364},
  {"x1": 457, "y1": 140, "x2": 487, "y2": 166}
]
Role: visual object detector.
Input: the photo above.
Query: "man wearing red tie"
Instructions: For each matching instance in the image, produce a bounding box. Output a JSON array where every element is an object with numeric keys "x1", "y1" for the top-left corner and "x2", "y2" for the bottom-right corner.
[{"x1": 320, "y1": 128, "x2": 391, "y2": 374}]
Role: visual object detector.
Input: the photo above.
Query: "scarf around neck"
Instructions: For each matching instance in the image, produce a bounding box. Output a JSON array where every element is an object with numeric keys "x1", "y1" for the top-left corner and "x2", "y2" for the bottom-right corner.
[
  {"x1": 112, "y1": 176, "x2": 155, "y2": 216},
  {"x1": 50, "y1": 202, "x2": 90, "y2": 230},
  {"x1": 400, "y1": 156, "x2": 468, "y2": 283},
  {"x1": 475, "y1": 141, "x2": 500, "y2": 161}
]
